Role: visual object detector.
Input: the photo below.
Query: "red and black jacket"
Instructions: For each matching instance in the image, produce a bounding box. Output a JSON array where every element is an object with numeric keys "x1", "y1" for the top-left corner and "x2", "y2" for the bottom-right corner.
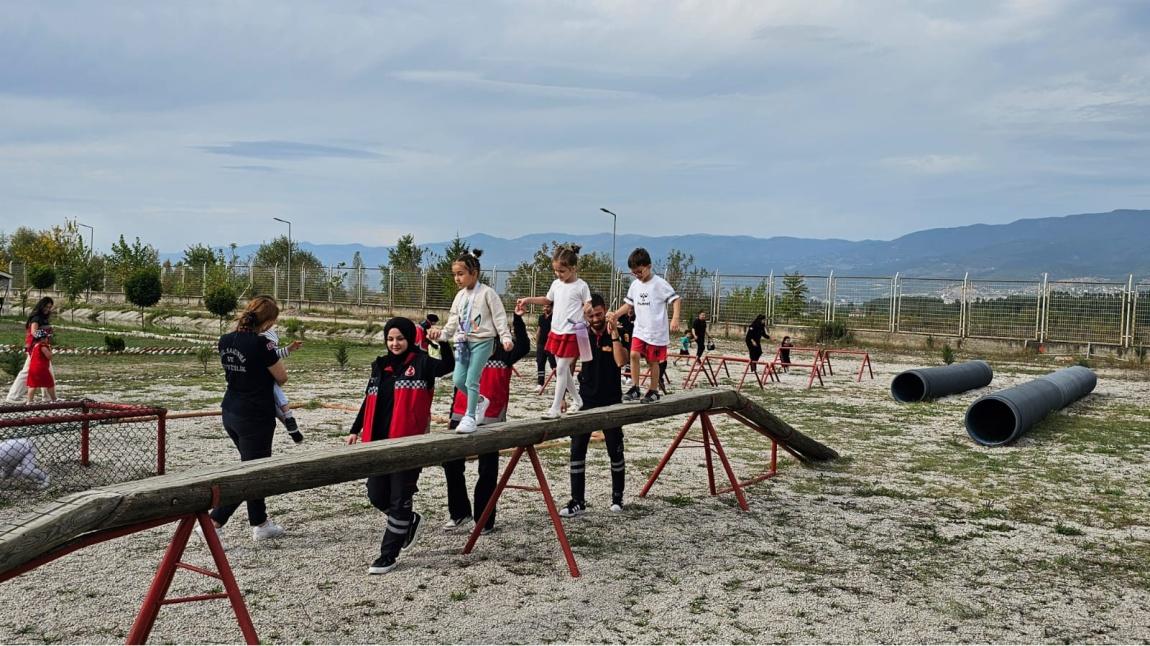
[
  {"x1": 350, "y1": 343, "x2": 454, "y2": 442},
  {"x1": 450, "y1": 314, "x2": 530, "y2": 424}
]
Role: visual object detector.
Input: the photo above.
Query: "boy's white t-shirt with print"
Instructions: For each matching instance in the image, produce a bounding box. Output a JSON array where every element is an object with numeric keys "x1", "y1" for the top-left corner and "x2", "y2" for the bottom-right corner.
[
  {"x1": 625, "y1": 274, "x2": 680, "y2": 346},
  {"x1": 546, "y1": 278, "x2": 592, "y2": 335}
]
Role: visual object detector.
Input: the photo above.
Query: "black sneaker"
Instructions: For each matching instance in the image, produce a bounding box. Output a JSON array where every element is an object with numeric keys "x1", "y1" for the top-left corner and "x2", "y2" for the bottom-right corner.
[
  {"x1": 622, "y1": 387, "x2": 642, "y2": 403},
  {"x1": 480, "y1": 524, "x2": 496, "y2": 536},
  {"x1": 368, "y1": 556, "x2": 397, "y2": 575},
  {"x1": 640, "y1": 390, "x2": 661, "y2": 404},
  {"x1": 558, "y1": 499, "x2": 586, "y2": 518},
  {"x1": 401, "y1": 511, "x2": 423, "y2": 550}
]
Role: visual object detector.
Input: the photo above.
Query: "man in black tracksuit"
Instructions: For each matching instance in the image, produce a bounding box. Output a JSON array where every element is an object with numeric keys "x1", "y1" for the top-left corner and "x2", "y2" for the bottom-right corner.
[{"x1": 559, "y1": 293, "x2": 630, "y2": 517}]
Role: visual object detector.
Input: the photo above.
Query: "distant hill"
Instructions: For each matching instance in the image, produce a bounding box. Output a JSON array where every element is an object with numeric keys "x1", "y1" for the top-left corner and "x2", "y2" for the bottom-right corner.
[{"x1": 161, "y1": 209, "x2": 1150, "y2": 280}]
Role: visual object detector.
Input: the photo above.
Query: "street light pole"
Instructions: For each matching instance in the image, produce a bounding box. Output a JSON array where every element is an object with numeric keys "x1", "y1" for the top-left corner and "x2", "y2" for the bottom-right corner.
[
  {"x1": 273, "y1": 217, "x2": 292, "y2": 308},
  {"x1": 600, "y1": 208, "x2": 618, "y2": 306},
  {"x1": 77, "y1": 222, "x2": 94, "y2": 258}
]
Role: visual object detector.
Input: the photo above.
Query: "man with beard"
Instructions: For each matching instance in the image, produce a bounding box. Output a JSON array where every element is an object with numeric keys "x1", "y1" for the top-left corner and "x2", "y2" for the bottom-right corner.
[{"x1": 559, "y1": 293, "x2": 630, "y2": 516}]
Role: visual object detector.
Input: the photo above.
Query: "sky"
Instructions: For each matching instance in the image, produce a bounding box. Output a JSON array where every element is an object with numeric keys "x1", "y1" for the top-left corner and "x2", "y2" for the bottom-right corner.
[{"x1": 1, "y1": 0, "x2": 1149, "y2": 254}]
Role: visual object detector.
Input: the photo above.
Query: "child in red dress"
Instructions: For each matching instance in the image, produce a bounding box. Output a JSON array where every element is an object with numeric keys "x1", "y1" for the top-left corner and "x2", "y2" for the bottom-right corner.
[{"x1": 26, "y1": 331, "x2": 56, "y2": 403}]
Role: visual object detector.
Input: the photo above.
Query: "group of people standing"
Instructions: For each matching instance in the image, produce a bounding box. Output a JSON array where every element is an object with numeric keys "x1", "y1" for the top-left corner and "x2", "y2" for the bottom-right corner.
[
  {"x1": 6, "y1": 297, "x2": 57, "y2": 404},
  {"x1": 211, "y1": 244, "x2": 683, "y2": 575}
]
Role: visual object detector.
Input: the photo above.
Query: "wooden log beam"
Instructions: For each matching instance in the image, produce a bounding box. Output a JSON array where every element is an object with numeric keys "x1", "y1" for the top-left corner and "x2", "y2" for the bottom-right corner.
[{"x1": 0, "y1": 389, "x2": 835, "y2": 577}]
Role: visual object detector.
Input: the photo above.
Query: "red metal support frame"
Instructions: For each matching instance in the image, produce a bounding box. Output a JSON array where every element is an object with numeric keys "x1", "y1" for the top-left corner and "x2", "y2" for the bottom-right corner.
[
  {"x1": 80, "y1": 400, "x2": 91, "y2": 467},
  {"x1": 462, "y1": 445, "x2": 581, "y2": 577},
  {"x1": 638, "y1": 411, "x2": 778, "y2": 511},
  {"x1": 156, "y1": 410, "x2": 167, "y2": 475},
  {"x1": 820, "y1": 348, "x2": 875, "y2": 382}
]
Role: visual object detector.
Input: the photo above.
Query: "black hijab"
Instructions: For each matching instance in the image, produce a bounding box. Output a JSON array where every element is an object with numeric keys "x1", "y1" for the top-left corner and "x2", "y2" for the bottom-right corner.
[{"x1": 381, "y1": 317, "x2": 418, "y2": 371}]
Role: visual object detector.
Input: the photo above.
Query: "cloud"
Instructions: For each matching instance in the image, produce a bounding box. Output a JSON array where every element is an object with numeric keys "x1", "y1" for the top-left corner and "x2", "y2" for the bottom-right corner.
[
  {"x1": 197, "y1": 141, "x2": 386, "y2": 161},
  {"x1": 223, "y1": 165, "x2": 282, "y2": 173},
  {"x1": 880, "y1": 155, "x2": 981, "y2": 175}
]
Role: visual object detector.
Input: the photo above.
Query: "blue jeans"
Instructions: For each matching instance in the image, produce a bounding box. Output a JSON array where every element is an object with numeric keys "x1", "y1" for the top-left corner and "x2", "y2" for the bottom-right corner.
[{"x1": 453, "y1": 339, "x2": 494, "y2": 418}]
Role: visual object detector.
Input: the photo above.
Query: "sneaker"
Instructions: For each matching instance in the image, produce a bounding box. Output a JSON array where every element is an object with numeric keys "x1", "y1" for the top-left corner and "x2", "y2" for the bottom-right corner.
[
  {"x1": 623, "y1": 377, "x2": 633, "y2": 387},
  {"x1": 480, "y1": 525, "x2": 496, "y2": 536},
  {"x1": 542, "y1": 408, "x2": 562, "y2": 420},
  {"x1": 640, "y1": 390, "x2": 661, "y2": 404},
  {"x1": 252, "y1": 520, "x2": 285, "y2": 541},
  {"x1": 475, "y1": 396, "x2": 490, "y2": 424},
  {"x1": 570, "y1": 392, "x2": 583, "y2": 411},
  {"x1": 368, "y1": 556, "x2": 398, "y2": 575},
  {"x1": 610, "y1": 500, "x2": 624, "y2": 513},
  {"x1": 622, "y1": 387, "x2": 642, "y2": 403},
  {"x1": 558, "y1": 499, "x2": 586, "y2": 518},
  {"x1": 442, "y1": 516, "x2": 471, "y2": 531},
  {"x1": 456, "y1": 415, "x2": 478, "y2": 434},
  {"x1": 402, "y1": 512, "x2": 423, "y2": 550}
]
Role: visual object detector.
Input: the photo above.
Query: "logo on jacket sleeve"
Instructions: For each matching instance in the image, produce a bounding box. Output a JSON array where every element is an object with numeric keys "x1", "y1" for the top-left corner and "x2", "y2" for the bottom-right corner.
[{"x1": 404, "y1": 365, "x2": 416, "y2": 377}]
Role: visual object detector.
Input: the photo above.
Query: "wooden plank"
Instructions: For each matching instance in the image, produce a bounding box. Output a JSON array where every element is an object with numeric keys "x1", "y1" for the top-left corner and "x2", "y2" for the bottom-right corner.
[{"x1": 0, "y1": 389, "x2": 836, "y2": 577}]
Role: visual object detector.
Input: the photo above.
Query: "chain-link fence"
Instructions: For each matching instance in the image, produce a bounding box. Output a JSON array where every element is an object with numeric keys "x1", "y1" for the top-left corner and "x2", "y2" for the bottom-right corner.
[
  {"x1": 9, "y1": 260, "x2": 1150, "y2": 347},
  {"x1": 0, "y1": 400, "x2": 166, "y2": 503}
]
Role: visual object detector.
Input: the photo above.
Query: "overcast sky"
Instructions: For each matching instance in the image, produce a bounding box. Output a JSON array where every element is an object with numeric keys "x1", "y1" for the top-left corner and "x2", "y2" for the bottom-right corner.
[{"x1": 2, "y1": 0, "x2": 1148, "y2": 253}]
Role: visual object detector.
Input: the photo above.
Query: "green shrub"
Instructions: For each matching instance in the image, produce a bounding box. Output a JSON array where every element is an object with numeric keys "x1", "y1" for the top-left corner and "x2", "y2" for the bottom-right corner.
[
  {"x1": 925, "y1": 335, "x2": 935, "y2": 350},
  {"x1": 204, "y1": 285, "x2": 239, "y2": 331},
  {"x1": 334, "y1": 342, "x2": 350, "y2": 370},
  {"x1": 104, "y1": 335, "x2": 126, "y2": 352},
  {"x1": 815, "y1": 320, "x2": 850, "y2": 344},
  {"x1": 124, "y1": 268, "x2": 163, "y2": 328},
  {"x1": 27, "y1": 264, "x2": 57, "y2": 291},
  {"x1": 283, "y1": 317, "x2": 305, "y2": 340},
  {"x1": 942, "y1": 343, "x2": 955, "y2": 365},
  {"x1": 1075, "y1": 357, "x2": 1092, "y2": 369},
  {"x1": 196, "y1": 346, "x2": 217, "y2": 374},
  {"x1": 1, "y1": 352, "x2": 24, "y2": 377}
]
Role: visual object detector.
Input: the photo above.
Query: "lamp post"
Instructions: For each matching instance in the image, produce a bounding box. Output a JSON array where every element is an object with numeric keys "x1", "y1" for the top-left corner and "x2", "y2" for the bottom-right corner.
[
  {"x1": 77, "y1": 222, "x2": 94, "y2": 258},
  {"x1": 600, "y1": 208, "x2": 618, "y2": 306},
  {"x1": 273, "y1": 217, "x2": 292, "y2": 308}
]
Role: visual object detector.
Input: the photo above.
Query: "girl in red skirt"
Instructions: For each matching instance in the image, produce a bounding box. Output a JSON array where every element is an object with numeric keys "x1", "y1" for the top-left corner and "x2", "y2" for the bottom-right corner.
[
  {"x1": 517, "y1": 244, "x2": 592, "y2": 418},
  {"x1": 26, "y1": 333, "x2": 56, "y2": 403}
]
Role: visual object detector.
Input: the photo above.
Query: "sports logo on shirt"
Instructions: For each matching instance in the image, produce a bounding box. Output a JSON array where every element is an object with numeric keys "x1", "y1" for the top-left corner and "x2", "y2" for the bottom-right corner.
[{"x1": 405, "y1": 366, "x2": 416, "y2": 377}]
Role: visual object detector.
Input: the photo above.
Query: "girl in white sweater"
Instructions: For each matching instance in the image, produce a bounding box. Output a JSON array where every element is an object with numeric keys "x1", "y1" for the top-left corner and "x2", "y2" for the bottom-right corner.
[{"x1": 435, "y1": 250, "x2": 513, "y2": 433}]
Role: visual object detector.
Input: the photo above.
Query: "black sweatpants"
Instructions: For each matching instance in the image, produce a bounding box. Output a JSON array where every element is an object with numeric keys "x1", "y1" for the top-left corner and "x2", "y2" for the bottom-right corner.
[
  {"x1": 570, "y1": 401, "x2": 625, "y2": 504},
  {"x1": 695, "y1": 335, "x2": 706, "y2": 358},
  {"x1": 747, "y1": 342, "x2": 762, "y2": 371},
  {"x1": 366, "y1": 468, "x2": 421, "y2": 561},
  {"x1": 210, "y1": 410, "x2": 275, "y2": 527},
  {"x1": 536, "y1": 350, "x2": 556, "y2": 386},
  {"x1": 442, "y1": 452, "x2": 500, "y2": 530}
]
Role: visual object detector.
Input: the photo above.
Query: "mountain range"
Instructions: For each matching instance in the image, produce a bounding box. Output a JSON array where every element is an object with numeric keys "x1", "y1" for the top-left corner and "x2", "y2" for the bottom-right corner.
[{"x1": 163, "y1": 209, "x2": 1150, "y2": 280}]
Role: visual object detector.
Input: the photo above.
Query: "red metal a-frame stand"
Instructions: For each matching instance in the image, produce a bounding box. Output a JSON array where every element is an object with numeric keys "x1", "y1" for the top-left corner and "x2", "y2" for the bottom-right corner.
[
  {"x1": 462, "y1": 445, "x2": 581, "y2": 577},
  {"x1": 128, "y1": 512, "x2": 257, "y2": 644},
  {"x1": 639, "y1": 410, "x2": 780, "y2": 510}
]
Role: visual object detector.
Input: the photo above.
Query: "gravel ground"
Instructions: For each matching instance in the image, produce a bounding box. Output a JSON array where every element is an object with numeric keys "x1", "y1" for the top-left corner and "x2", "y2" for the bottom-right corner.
[{"x1": 2, "y1": 348, "x2": 1149, "y2": 644}]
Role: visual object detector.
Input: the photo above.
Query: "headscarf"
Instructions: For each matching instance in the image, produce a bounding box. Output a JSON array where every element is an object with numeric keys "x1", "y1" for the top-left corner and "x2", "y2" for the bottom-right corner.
[{"x1": 381, "y1": 317, "x2": 418, "y2": 370}]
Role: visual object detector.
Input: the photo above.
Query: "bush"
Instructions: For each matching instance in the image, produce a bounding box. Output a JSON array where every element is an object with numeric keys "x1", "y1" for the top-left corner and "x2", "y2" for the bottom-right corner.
[
  {"x1": 27, "y1": 264, "x2": 57, "y2": 291},
  {"x1": 104, "y1": 335, "x2": 126, "y2": 352},
  {"x1": 283, "y1": 318, "x2": 305, "y2": 340},
  {"x1": 815, "y1": 320, "x2": 850, "y2": 344},
  {"x1": 124, "y1": 268, "x2": 163, "y2": 328},
  {"x1": 941, "y1": 343, "x2": 955, "y2": 365},
  {"x1": 1075, "y1": 357, "x2": 1092, "y2": 369},
  {"x1": 334, "y1": 342, "x2": 350, "y2": 370},
  {"x1": 196, "y1": 345, "x2": 217, "y2": 374},
  {"x1": 1, "y1": 352, "x2": 24, "y2": 377},
  {"x1": 204, "y1": 285, "x2": 239, "y2": 331}
]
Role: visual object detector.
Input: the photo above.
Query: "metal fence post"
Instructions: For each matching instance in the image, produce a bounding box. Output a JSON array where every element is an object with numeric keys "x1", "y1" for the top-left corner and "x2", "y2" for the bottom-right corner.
[
  {"x1": 300, "y1": 268, "x2": 306, "y2": 304},
  {"x1": 825, "y1": 271, "x2": 834, "y2": 323},
  {"x1": 1037, "y1": 273, "x2": 1048, "y2": 343},
  {"x1": 273, "y1": 263, "x2": 279, "y2": 300},
  {"x1": 891, "y1": 273, "x2": 901, "y2": 333},
  {"x1": 960, "y1": 272, "x2": 969, "y2": 338},
  {"x1": 201, "y1": 264, "x2": 207, "y2": 297},
  {"x1": 388, "y1": 269, "x2": 394, "y2": 313}
]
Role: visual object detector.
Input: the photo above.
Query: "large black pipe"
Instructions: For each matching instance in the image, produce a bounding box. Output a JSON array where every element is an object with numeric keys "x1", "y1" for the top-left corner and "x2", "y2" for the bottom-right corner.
[
  {"x1": 964, "y1": 366, "x2": 1097, "y2": 446},
  {"x1": 890, "y1": 360, "x2": 993, "y2": 403}
]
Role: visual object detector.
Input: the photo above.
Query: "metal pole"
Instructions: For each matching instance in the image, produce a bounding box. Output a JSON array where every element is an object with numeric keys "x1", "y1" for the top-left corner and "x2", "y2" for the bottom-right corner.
[
  {"x1": 601, "y1": 208, "x2": 618, "y2": 307},
  {"x1": 78, "y1": 222, "x2": 94, "y2": 258},
  {"x1": 273, "y1": 217, "x2": 292, "y2": 308}
]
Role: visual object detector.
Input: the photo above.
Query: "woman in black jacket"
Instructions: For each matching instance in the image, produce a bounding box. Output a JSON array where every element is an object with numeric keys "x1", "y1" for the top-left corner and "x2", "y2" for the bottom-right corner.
[{"x1": 745, "y1": 314, "x2": 770, "y2": 372}]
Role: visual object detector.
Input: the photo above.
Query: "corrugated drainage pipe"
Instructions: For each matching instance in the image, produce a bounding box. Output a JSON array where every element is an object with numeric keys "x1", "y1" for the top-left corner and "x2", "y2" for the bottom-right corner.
[
  {"x1": 964, "y1": 366, "x2": 1097, "y2": 446},
  {"x1": 890, "y1": 360, "x2": 993, "y2": 403}
]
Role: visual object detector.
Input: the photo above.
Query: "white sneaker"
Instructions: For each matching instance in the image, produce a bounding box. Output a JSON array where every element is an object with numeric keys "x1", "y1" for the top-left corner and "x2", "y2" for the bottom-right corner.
[
  {"x1": 456, "y1": 415, "x2": 478, "y2": 434},
  {"x1": 542, "y1": 408, "x2": 562, "y2": 419},
  {"x1": 570, "y1": 392, "x2": 583, "y2": 411},
  {"x1": 252, "y1": 520, "x2": 285, "y2": 541},
  {"x1": 442, "y1": 516, "x2": 472, "y2": 531},
  {"x1": 610, "y1": 502, "x2": 624, "y2": 513},
  {"x1": 475, "y1": 396, "x2": 491, "y2": 424},
  {"x1": 195, "y1": 524, "x2": 229, "y2": 551}
]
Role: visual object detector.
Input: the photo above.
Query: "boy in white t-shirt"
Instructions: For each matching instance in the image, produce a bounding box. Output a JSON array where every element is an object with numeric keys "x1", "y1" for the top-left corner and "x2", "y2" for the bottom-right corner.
[{"x1": 613, "y1": 248, "x2": 681, "y2": 404}]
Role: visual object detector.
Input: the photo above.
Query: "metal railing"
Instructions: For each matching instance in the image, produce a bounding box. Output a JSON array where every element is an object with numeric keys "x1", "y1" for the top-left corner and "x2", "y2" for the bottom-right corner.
[{"x1": 7, "y1": 261, "x2": 1149, "y2": 347}]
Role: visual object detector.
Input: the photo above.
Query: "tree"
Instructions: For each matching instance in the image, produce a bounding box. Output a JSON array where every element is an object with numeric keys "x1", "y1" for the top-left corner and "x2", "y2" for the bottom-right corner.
[
  {"x1": 108, "y1": 235, "x2": 159, "y2": 285},
  {"x1": 253, "y1": 236, "x2": 321, "y2": 270},
  {"x1": 27, "y1": 265, "x2": 56, "y2": 293},
  {"x1": 506, "y1": 241, "x2": 614, "y2": 303},
  {"x1": 388, "y1": 234, "x2": 426, "y2": 272},
  {"x1": 204, "y1": 284, "x2": 239, "y2": 332},
  {"x1": 182, "y1": 244, "x2": 225, "y2": 268},
  {"x1": 428, "y1": 235, "x2": 472, "y2": 305},
  {"x1": 124, "y1": 268, "x2": 163, "y2": 328},
  {"x1": 777, "y1": 272, "x2": 810, "y2": 320}
]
